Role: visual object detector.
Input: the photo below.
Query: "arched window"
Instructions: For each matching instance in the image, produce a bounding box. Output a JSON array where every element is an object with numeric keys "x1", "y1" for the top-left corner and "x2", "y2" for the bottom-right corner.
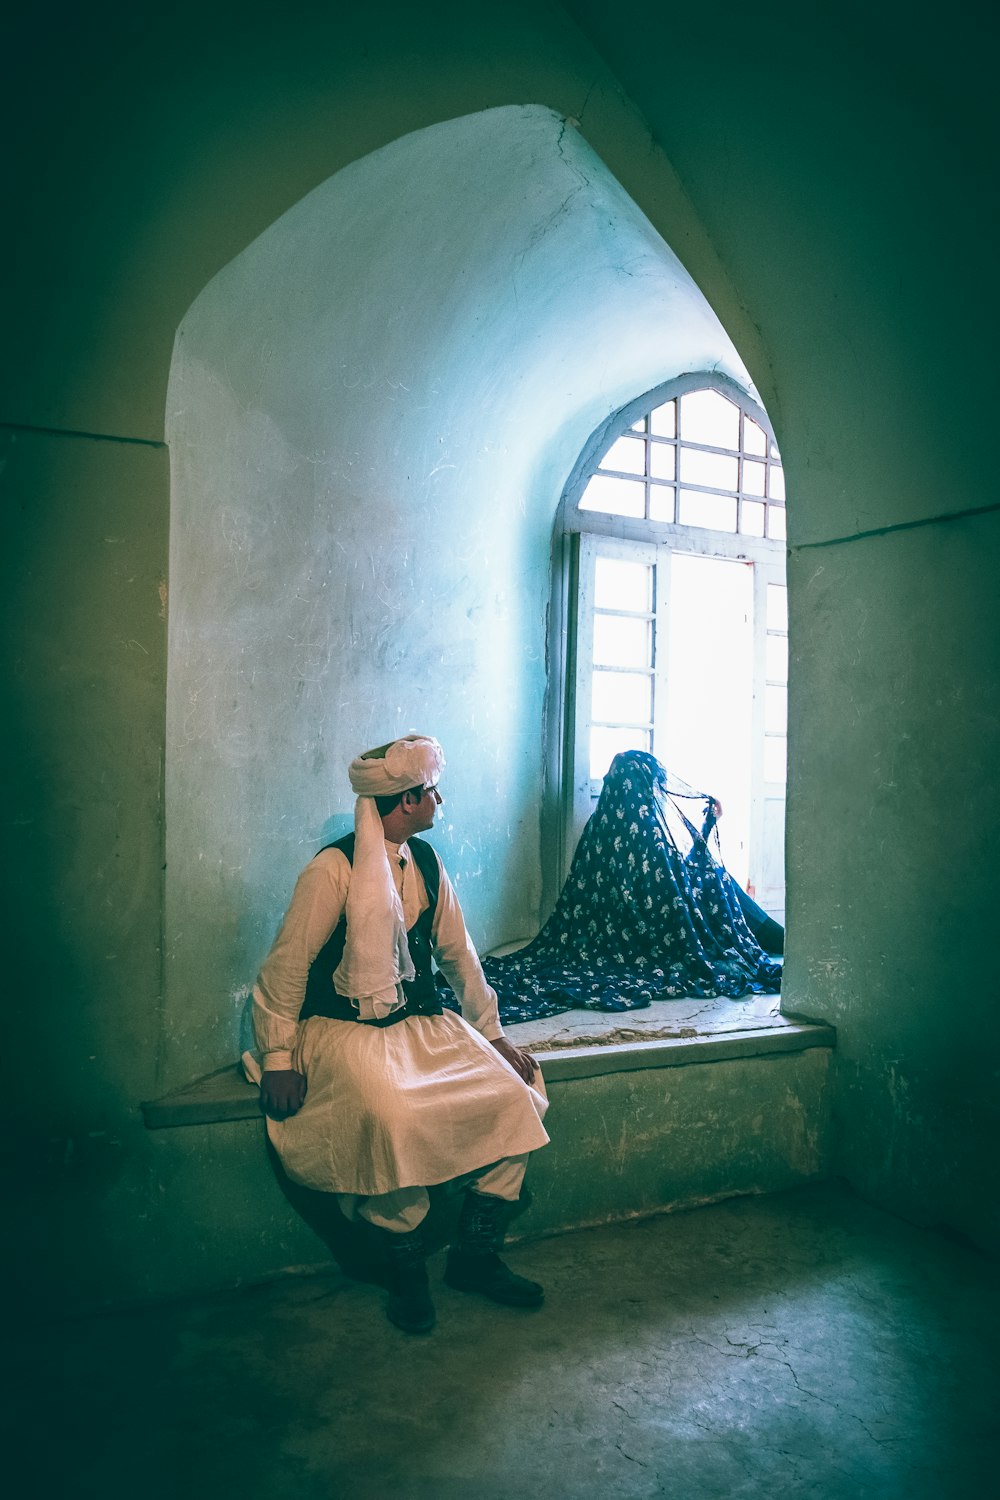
[{"x1": 558, "y1": 375, "x2": 787, "y2": 923}]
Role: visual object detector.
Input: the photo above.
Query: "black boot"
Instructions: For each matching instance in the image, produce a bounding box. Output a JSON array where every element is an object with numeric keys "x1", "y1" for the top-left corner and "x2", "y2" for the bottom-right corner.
[
  {"x1": 444, "y1": 1191, "x2": 544, "y2": 1308},
  {"x1": 382, "y1": 1227, "x2": 435, "y2": 1334}
]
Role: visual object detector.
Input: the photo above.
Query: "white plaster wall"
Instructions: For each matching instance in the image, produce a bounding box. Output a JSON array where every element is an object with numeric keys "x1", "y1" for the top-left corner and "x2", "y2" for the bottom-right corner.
[{"x1": 165, "y1": 105, "x2": 755, "y2": 1080}]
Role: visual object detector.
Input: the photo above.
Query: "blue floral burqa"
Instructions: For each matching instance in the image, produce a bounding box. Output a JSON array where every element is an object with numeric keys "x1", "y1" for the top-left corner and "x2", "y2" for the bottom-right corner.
[{"x1": 442, "y1": 749, "x2": 782, "y2": 1025}]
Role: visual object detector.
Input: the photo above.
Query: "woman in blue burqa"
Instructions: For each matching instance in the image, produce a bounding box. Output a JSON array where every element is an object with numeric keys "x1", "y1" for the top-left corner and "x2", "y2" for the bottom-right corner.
[{"x1": 444, "y1": 749, "x2": 782, "y2": 1026}]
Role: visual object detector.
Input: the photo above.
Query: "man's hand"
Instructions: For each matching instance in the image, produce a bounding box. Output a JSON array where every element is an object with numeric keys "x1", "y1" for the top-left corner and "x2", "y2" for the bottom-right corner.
[
  {"x1": 490, "y1": 1037, "x2": 538, "y2": 1084},
  {"x1": 260, "y1": 1068, "x2": 307, "y2": 1120}
]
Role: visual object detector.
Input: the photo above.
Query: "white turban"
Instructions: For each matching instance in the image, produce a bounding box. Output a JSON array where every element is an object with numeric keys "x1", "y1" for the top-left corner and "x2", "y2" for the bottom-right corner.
[
  {"x1": 347, "y1": 735, "x2": 445, "y2": 799},
  {"x1": 333, "y1": 735, "x2": 445, "y2": 1016}
]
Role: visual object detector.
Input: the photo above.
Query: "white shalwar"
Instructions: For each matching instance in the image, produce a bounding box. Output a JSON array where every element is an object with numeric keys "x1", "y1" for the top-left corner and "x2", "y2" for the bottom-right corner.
[{"x1": 246, "y1": 839, "x2": 549, "y2": 1223}]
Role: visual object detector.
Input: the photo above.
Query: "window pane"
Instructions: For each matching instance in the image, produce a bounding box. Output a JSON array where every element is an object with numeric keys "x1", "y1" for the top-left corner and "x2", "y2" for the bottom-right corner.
[
  {"x1": 742, "y1": 500, "x2": 766, "y2": 536},
  {"x1": 649, "y1": 401, "x2": 676, "y2": 438},
  {"x1": 678, "y1": 489, "x2": 738, "y2": 532},
  {"x1": 744, "y1": 416, "x2": 767, "y2": 456},
  {"x1": 742, "y1": 459, "x2": 766, "y2": 496},
  {"x1": 580, "y1": 473, "x2": 645, "y2": 518},
  {"x1": 764, "y1": 735, "x2": 787, "y2": 784},
  {"x1": 765, "y1": 683, "x2": 787, "y2": 733},
  {"x1": 593, "y1": 613, "x2": 652, "y2": 669},
  {"x1": 679, "y1": 389, "x2": 740, "y2": 450},
  {"x1": 594, "y1": 557, "x2": 652, "y2": 612},
  {"x1": 649, "y1": 442, "x2": 676, "y2": 481},
  {"x1": 663, "y1": 552, "x2": 754, "y2": 888},
  {"x1": 680, "y1": 447, "x2": 739, "y2": 491},
  {"x1": 647, "y1": 485, "x2": 676, "y2": 523},
  {"x1": 630, "y1": 415, "x2": 648, "y2": 433},
  {"x1": 766, "y1": 633, "x2": 788, "y2": 683},
  {"x1": 768, "y1": 506, "x2": 787, "y2": 541},
  {"x1": 769, "y1": 465, "x2": 786, "y2": 501},
  {"x1": 766, "y1": 582, "x2": 788, "y2": 631},
  {"x1": 591, "y1": 669, "x2": 652, "y2": 725},
  {"x1": 590, "y1": 725, "x2": 651, "y2": 781},
  {"x1": 599, "y1": 435, "x2": 646, "y2": 476}
]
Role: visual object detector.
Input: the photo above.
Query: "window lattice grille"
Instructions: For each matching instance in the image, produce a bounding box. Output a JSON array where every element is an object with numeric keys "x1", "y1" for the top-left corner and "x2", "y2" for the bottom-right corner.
[{"x1": 579, "y1": 388, "x2": 786, "y2": 540}]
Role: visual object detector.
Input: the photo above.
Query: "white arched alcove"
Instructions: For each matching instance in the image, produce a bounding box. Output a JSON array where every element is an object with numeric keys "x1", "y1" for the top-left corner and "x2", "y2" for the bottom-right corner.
[{"x1": 165, "y1": 104, "x2": 758, "y2": 1079}]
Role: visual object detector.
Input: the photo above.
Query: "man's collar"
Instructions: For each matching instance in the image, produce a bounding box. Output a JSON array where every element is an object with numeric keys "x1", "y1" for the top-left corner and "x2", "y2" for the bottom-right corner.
[{"x1": 385, "y1": 837, "x2": 408, "y2": 864}]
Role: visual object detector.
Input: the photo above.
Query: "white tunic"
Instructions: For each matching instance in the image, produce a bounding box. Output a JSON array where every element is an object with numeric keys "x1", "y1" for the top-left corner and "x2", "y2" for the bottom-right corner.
[{"x1": 248, "y1": 839, "x2": 549, "y2": 1195}]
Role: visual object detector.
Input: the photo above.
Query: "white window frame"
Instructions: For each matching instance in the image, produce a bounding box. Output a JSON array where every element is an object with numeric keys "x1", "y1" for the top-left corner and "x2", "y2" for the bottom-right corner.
[{"x1": 543, "y1": 374, "x2": 787, "y2": 921}]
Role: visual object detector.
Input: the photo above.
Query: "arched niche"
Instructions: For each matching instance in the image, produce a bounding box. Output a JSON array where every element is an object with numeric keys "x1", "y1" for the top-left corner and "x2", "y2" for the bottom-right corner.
[{"x1": 164, "y1": 103, "x2": 759, "y2": 1078}]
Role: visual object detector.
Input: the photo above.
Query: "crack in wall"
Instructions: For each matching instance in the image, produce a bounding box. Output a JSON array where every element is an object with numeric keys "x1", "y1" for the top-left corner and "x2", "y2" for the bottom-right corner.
[
  {"x1": 792, "y1": 499, "x2": 1000, "y2": 552},
  {"x1": 574, "y1": 73, "x2": 605, "y2": 129},
  {"x1": 0, "y1": 419, "x2": 165, "y2": 448}
]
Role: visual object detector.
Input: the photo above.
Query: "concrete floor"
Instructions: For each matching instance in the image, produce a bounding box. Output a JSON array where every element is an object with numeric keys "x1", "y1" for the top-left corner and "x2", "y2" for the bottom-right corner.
[{"x1": 21, "y1": 1182, "x2": 999, "y2": 1499}]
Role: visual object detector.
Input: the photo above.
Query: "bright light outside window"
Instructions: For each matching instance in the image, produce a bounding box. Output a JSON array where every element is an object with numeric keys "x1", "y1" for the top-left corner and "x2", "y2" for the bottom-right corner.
[
  {"x1": 663, "y1": 553, "x2": 754, "y2": 889},
  {"x1": 564, "y1": 379, "x2": 788, "y2": 921}
]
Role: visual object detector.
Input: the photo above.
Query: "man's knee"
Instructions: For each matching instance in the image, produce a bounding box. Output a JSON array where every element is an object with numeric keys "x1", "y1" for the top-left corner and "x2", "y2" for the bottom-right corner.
[{"x1": 353, "y1": 1186, "x2": 431, "y2": 1234}]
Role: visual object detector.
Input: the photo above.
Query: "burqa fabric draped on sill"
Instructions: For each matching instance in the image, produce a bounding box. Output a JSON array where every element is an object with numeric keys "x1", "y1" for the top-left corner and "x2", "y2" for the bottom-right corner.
[{"x1": 441, "y1": 750, "x2": 781, "y2": 1026}]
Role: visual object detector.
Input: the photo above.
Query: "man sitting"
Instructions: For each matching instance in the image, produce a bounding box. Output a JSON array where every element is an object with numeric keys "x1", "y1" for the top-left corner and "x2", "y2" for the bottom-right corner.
[{"x1": 246, "y1": 734, "x2": 549, "y2": 1333}]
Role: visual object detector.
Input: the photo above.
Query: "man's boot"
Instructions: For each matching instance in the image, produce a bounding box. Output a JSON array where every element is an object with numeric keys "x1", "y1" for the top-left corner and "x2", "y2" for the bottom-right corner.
[
  {"x1": 444, "y1": 1191, "x2": 544, "y2": 1307},
  {"x1": 382, "y1": 1227, "x2": 435, "y2": 1333}
]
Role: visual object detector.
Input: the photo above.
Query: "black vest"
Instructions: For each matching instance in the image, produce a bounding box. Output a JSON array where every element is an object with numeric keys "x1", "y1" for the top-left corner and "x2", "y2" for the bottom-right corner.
[{"x1": 300, "y1": 833, "x2": 442, "y2": 1025}]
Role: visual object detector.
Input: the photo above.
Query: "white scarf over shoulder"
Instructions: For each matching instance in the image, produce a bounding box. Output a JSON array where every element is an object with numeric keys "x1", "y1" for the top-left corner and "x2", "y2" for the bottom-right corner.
[{"x1": 333, "y1": 735, "x2": 445, "y2": 1018}]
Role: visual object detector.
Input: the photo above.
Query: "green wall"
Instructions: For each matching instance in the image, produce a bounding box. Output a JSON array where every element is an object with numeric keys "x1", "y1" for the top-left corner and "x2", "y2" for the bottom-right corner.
[
  {"x1": 4, "y1": 1, "x2": 996, "y2": 1310},
  {"x1": 564, "y1": 0, "x2": 999, "y2": 1247}
]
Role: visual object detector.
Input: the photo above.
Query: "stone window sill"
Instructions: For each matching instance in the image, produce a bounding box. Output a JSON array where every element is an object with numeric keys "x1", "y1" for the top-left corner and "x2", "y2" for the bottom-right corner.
[{"x1": 141, "y1": 994, "x2": 834, "y2": 1129}]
